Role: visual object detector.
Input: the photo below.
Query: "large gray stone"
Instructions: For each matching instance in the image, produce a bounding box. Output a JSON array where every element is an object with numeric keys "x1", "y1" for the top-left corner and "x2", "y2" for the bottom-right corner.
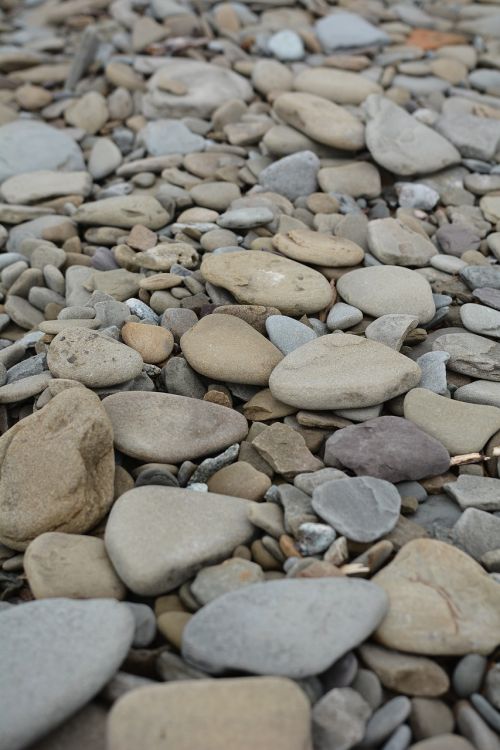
[
  {"x1": 432, "y1": 332, "x2": 500, "y2": 381},
  {"x1": 315, "y1": 12, "x2": 389, "y2": 51},
  {"x1": 105, "y1": 486, "x2": 255, "y2": 596},
  {"x1": 182, "y1": 578, "x2": 388, "y2": 678},
  {"x1": 0, "y1": 599, "x2": 134, "y2": 750}
]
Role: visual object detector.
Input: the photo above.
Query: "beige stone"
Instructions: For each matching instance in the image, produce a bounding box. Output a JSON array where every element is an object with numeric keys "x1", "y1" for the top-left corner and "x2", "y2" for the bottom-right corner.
[
  {"x1": 121, "y1": 322, "x2": 173, "y2": 364},
  {"x1": 181, "y1": 314, "x2": 283, "y2": 386},
  {"x1": 73, "y1": 196, "x2": 169, "y2": 230},
  {"x1": 103, "y1": 392, "x2": 248, "y2": 464},
  {"x1": 252, "y1": 422, "x2": 323, "y2": 479},
  {"x1": 65, "y1": 92, "x2": 108, "y2": 134},
  {"x1": 243, "y1": 388, "x2": 297, "y2": 421},
  {"x1": 359, "y1": 643, "x2": 449, "y2": 697},
  {"x1": 273, "y1": 92, "x2": 364, "y2": 150},
  {"x1": 318, "y1": 162, "x2": 381, "y2": 199},
  {"x1": 107, "y1": 678, "x2": 312, "y2": 750},
  {"x1": 273, "y1": 229, "x2": 364, "y2": 267},
  {"x1": 374, "y1": 538, "x2": 500, "y2": 655},
  {"x1": 0, "y1": 389, "x2": 114, "y2": 550},
  {"x1": 269, "y1": 333, "x2": 421, "y2": 410},
  {"x1": 157, "y1": 611, "x2": 192, "y2": 649},
  {"x1": 213, "y1": 305, "x2": 281, "y2": 335},
  {"x1": 207, "y1": 462, "x2": 271, "y2": 501},
  {"x1": 47, "y1": 327, "x2": 143, "y2": 387},
  {"x1": 294, "y1": 68, "x2": 382, "y2": 104},
  {"x1": 25, "y1": 532, "x2": 126, "y2": 600},
  {"x1": 201, "y1": 250, "x2": 332, "y2": 316},
  {"x1": 404, "y1": 388, "x2": 500, "y2": 454}
]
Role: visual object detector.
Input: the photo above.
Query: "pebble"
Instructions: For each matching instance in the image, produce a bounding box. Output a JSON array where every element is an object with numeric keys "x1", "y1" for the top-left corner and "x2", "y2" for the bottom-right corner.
[
  {"x1": 207, "y1": 462, "x2": 271, "y2": 501},
  {"x1": 453, "y1": 507, "x2": 500, "y2": 561},
  {"x1": 103, "y1": 392, "x2": 248, "y2": 463},
  {"x1": 444, "y1": 475, "x2": 500, "y2": 511},
  {"x1": 24, "y1": 532, "x2": 126, "y2": 600},
  {"x1": 274, "y1": 229, "x2": 364, "y2": 267},
  {"x1": 47, "y1": 327, "x2": 143, "y2": 387},
  {"x1": 368, "y1": 218, "x2": 437, "y2": 267},
  {"x1": 0, "y1": 599, "x2": 134, "y2": 750},
  {"x1": 359, "y1": 643, "x2": 449, "y2": 697},
  {"x1": 258, "y1": 151, "x2": 319, "y2": 201},
  {"x1": 201, "y1": 250, "x2": 332, "y2": 316},
  {"x1": 360, "y1": 696, "x2": 412, "y2": 748},
  {"x1": 265, "y1": 315, "x2": 316, "y2": 355},
  {"x1": 453, "y1": 655, "x2": 488, "y2": 698},
  {"x1": 190, "y1": 558, "x2": 264, "y2": 605},
  {"x1": 410, "y1": 698, "x2": 454, "y2": 740},
  {"x1": 337, "y1": 266, "x2": 436, "y2": 324},
  {"x1": 253, "y1": 422, "x2": 323, "y2": 479},
  {"x1": 433, "y1": 332, "x2": 500, "y2": 381},
  {"x1": 105, "y1": 485, "x2": 255, "y2": 595},
  {"x1": 374, "y1": 539, "x2": 500, "y2": 655},
  {"x1": 404, "y1": 387, "x2": 500, "y2": 454},
  {"x1": 315, "y1": 11, "x2": 389, "y2": 51},
  {"x1": 180, "y1": 313, "x2": 283, "y2": 385},
  {"x1": 121, "y1": 322, "x2": 174, "y2": 364},
  {"x1": 324, "y1": 416, "x2": 450, "y2": 483},
  {"x1": 74, "y1": 196, "x2": 169, "y2": 230},
  {"x1": 0, "y1": 388, "x2": 114, "y2": 550},
  {"x1": 312, "y1": 476, "x2": 401, "y2": 542},
  {"x1": 107, "y1": 678, "x2": 311, "y2": 750},
  {"x1": 269, "y1": 333, "x2": 421, "y2": 410},
  {"x1": 182, "y1": 578, "x2": 388, "y2": 677},
  {"x1": 312, "y1": 687, "x2": 371, "y2": 750},
  {"x1": 327, "y1": 302, "x2": 363, "y2": 331},
  {"x1": 365, "y1": 314, "x2": 419, "y2": 351}
]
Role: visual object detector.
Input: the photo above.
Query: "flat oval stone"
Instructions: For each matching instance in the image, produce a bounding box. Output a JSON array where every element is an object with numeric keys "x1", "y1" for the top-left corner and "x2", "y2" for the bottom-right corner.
[
  {"x1": 460, "y1": 303, "x2": 500, "y2": 338},
  {"x1": 374, "y1": 538, "x2": 500, "y2": 655},
  {"x1": 404, "y1": 387, "x2": 500, "y2": 454},
  {"x1": 324, "y1": 416, "x2": 450, "y2": 482},
  {"x1": 47, "y1": 327, "x2": 143, "y2": 387},
  {"x1": 73, "y1": 196, "x2": 169, "y2": 230},
  {"x1": 107, "y1": 678, "x2": 311, "y2": 750},
  {"x1": 182, "y1": 578, "x2": 388, "y2": 678},
  {"x1": 269, "y1": 333, "x2": 421, "y2": 410},
  {"x1": 367, "y1": 218, "x2": 437, "y2": 267},
  {"x1": 201, "y1": 250, "x2": 332, "y2": 316},
  {"x1": 104, "y1": 486, "x2": 255, "y2": 595},
  {"x1": 273, "y1": 229, "x2": 364, "y2": 267},
  {"x1": 337, "y1": 266, "x2": 436, "y2": 324},
  {"x1": 293, "y1": 67, "x2": 382, "y2": 105},
  {"x1": 273, "y1": 92, "x2": 365, "y2": 151},
  {"x1": 312, "y1": 476, "x2": 401, "y2": 542},
  {"x1": 0, "y1": 599, "x2": 134, "y2": 750},
  {"x1": 180, "y1": 314, "x2": 283, "y2": 386},
  {"x1": 102, "y1": 392, "x2": 248, "y2": 463}
]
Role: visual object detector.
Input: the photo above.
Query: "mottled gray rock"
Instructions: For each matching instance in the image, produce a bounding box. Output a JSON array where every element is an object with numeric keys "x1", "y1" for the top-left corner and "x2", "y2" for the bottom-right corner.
[
  {"x1": 315, "y1": 12, "x2": 389, "y2": 51},
  {"x1": 182, "y1": 578, "x2": 388, "y2": 678},
  {"x1": 312, "y1": 687, "x2": 371, "y2": 750},
  {"x1": 259, "y1": 151, "x2": 319, "y2": 200},
  {"x1": 0, "y1": 599, "x2": 134, "y2": 750},
  {"x1": 161, "y1": 357, "x2": 206, "y2": 399},
  {"x1": 435, "y1": 224, "x2": 481, "y2": 257},
  {"x1": 327, "y1": 303, "x2": 363, "y2": 331},
  {"x1": 312, "y1": 476, "x2": 401, "y2": 542},
  {"x1": 432, "y1": 332, "x2": 500, "y2": 381},
  {"x1": 294, "y1": 468, "x2": 348, "y2": 495},
  {"x1": 139, "y1": 119, "x2": 205, "y2": 156},
  {"x1": 435, "y1": 114, "x2": 500, "y2": 161},
  {"x1": 367, "y1": 218, "x2": 436, "y2": 267},
  {"x1": 416, "y1": 351, "x2": 449, "y2": 396},
  {"x1": 461, "y1": 303, "x2": 500, "y2": 338},
  {"x1": 325, "y1": 417, "x2": 450, "y2": 483},
  {"x1": 461, "y1": 266, "x2": 500, "y2": 291},
  {"x1": 365, "y1": 314, "x2": 419, "y2": 351}
]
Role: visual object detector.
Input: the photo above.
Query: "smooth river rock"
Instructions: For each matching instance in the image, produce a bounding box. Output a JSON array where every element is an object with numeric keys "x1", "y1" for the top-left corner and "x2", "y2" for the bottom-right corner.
[
  {"x1": 47, "y1": 327, "x2": 143, "y2": 388},
  {"x1": 201, "y1": 250, "x2": 332, "y2": 316},
  {"x1": 337, "y1": 266, "x2": 436, "y2": 324},
  {"x1": 73, "y1": 196, "x2": 169, "y2": 230},
  {"x1": 103, "y1": 392, "x2": 248, "y2": 463},
  {"x1": 180, "y1": 314, "x2": 283, "y2": 386},
  {"x1": 105, "y1": 486, "x2": 255, "y2": 595},
  {"x1": 182, "y1": 578, "x2": 388, "y2": 678},
  {"x1": 374, "y1": 538, "x2": 500, "y2": 655},
  {"x1": 107, "y1": 678, "x2": 312, "y2": 750},
  {"x1": 269, "y1": 333, "x2": 421, "y2": 410},
  {"x1": 0, "y1": 599, "x2": 134, "y2": 750}
]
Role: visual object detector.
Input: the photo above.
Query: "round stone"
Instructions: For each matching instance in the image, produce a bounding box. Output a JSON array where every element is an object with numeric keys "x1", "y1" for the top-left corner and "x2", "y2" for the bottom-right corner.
[
  {"x1": 121, "y1": 322, "x2": 174, "y2": 364},
  {"x1": 269, "y1": 333, "x2": 421, "y2": 410},
  {"x1": 207, "y1": 462, "x2": 271, "y2": 501},
  {"x1": 337, "y1": 266, "x2": 436, "y2": 324},
  {"x1": 201, "y1": 250, "x2": 332, "y2": 316},
  {"x1": 180, "y1": 314, "x2": 283, "y2": 386}
]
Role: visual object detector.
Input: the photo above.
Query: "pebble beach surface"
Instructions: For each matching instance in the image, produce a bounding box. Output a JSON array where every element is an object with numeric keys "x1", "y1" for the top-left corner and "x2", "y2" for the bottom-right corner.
[{"x1": 1, "y1": 0, "x2": 500, "y2": 748}]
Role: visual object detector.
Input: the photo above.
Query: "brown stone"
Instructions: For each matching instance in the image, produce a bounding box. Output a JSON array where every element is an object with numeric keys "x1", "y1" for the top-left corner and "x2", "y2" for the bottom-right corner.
[
  {"x1": 157, "y1": 611, "x2": 192, "y2": 650},
  {"x1": 207, "y1": 462, "x2": 271, "y2": 501},
  {"x1": 121, "y1": 322, "x2": 174, "y2": 364},
  {"x1": 252, "y1": 422, "x2": 323, "y2": 479},
  {"x1": 359, "y1": 643, "x2": 449, "y2": 697}
]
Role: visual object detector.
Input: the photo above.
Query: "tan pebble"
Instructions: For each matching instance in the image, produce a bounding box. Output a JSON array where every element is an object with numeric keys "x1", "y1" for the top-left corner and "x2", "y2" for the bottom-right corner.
[
  {"x1": 127, "y1": 224, "x2": 157, "y2": 251},
  {"x1": 251, "y1": 540, "x2": 282, "y2": 571},
  {"x1": 243, "y1": 388, "x2": 297, "y2": 421},
  {"x1": 139, "y1": 273, "x2": 183, "y2": 291},
  {"x1": 295, "y1": 560, "x2": 343, "y2": 578},
  {"x1": 121, "y1": 322, "x2": 174, "y2": 364},
  {"x1": 157, "y1": 611, "x2": 192, "y2": 649},
  {"x1": 207, "y1": 461, "x2": 271, "y2": 502},
  {"x1": 273, "y1": 228, "x2": 364, "y2": 267},
  {"x1": 154, "y1": 594, "x2": 188, "y2": 617},
  {"x1": 24, "y1": 532, "x2": 126, "y2": 600},
  {"x1": 279, "y1": 534, "x2": 301, "y2": 558},
  {"x1": 233, "y1": 545, "x2": 252, "y2": 561},
  {"x1": 203, "y1": 390, "x2": 232, "y2": 408},
  {"x1": 114, "y1": 465, "x2": 134, "y2": 500},
  {"x1": 15, "y1": 84, "x2": 52, "y2": 110}
]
